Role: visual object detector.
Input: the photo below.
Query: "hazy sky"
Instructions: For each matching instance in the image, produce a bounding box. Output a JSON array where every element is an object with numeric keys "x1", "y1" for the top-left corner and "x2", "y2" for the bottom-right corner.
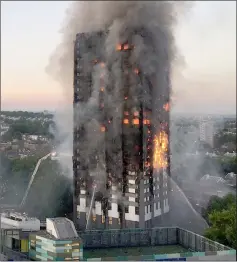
[{"x1": 1, "y1": 1, "x2": 236, "y2": 114}]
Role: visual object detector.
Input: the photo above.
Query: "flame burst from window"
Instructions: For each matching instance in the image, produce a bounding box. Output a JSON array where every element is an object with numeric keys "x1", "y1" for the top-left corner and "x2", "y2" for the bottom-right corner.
[
  {"x1": 100, "y1": 126, "x2": 106, "y2": 132},
  {"x1": 123, "y1": 119, "x2": 129, "y2": 124},
  {"x1": 163, "y1": 102, "x2": 170, "y2": 112},
  {"x1": 116, "y1": 44, "x2": 122, "y2": 51},
  {"x1": 153, "y1": 131, "x2": 168, "y2": 169},
  {"x1": 134, "y1": 68, "x2": 139, "y2": 74}
]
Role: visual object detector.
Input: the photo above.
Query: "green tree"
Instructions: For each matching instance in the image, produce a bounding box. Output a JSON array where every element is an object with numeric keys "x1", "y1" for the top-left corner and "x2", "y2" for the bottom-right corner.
[
  {"x1": 1, "y1": 153, "x2": 73, "y2": 217},
  {"x1": 214, "y1": 131, "x2": 236, "y2": 150},
  {"x1": 202, "y1": 193, "x2": 236, "y2": 223},
  {"x1": 204, "y1": 203, "x2": 236, "y2": 248},
  {"x1": 2, "y1": 118, "x2": 55, "y2": 141},
  {"x1": 11, "y1": 156, "x2": 39, "y2": 173},
  {"x1": 203, "y1": 193, "x2": 236, "y2": 249},
  {"x1": 219, "y1": 156, "x2": 237, "y2": 174}
]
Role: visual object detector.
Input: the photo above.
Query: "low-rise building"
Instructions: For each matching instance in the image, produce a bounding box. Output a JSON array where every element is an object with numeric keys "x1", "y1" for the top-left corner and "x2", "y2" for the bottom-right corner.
[
  {"x1": 0, "y1": 212, "x2": 41, "y2": 260},
  {"x1": 1, "y1": 215, "x2": 236, "y2": 261},
  {"x1": 0, "y1": 142, "x2": 11, "y2": 151},
  {"x1": 225, "y1": 172, "x2": 237, "y2": 187},
  {"x1": 1, "y1": 214, "x2": 82, "y2": 261},
  {"x1": 1, "y1": 212, "x2": 40, "y2": 231},
  {"x1": 28, "y1": 218, "x2": 83, "y2": 261},
  {"x1": 24, "y1": 142, "x2": 37, "y2": 151}
]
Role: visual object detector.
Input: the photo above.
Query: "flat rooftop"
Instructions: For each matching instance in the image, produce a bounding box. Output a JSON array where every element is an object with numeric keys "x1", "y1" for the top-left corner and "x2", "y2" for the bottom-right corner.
[
  {"x1": 84, "y1": 245, "x2": 188, "y2": 259},
  {"x1": 32, "y1": 230, "x2": 80, "y2": 241},
  {"x1": 48, "y1": 217, "x2": 78, "y2": 239}
]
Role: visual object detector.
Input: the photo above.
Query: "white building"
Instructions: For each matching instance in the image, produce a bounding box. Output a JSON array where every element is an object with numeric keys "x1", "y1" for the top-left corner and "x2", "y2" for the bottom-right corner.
[
  {"x1": 0, "y1": 212, "x2": 40, "y2": 231},
  {"x1": 46, "y1": 217, "x2": 78, "y2": 239},
  {"x1": 199, "y1": 120, "x2": 214, "y2": 147}
]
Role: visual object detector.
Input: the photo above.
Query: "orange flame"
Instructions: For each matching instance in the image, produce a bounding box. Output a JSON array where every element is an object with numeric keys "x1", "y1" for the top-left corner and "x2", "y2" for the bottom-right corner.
[
  {"x1": 100, "y1": 87, "x2": 104, "y2": 92},
  {"x1": 123, "y1": 119, "x2": 129, "y2": 124},
  {"x1": 134, "y1": 68, "x2": 139, "y2": 74},
  {"x1": 123, "y1": 44, "x2": 129, "y2": 50},
  {"x1": 100, "y1": 126, "x2": 106, "y2": 132},
  {"x1": 143, "y1": 119, "x2": 151, "y2": 125},
  {"x1": 100, "y1": 62, "x2": 105, "y2": 68},
  {"x1": 153, "y1": 131, "x2": 168, "y2": 169},
  {"x1": 163, "y1": 102, "x2": 170, "y2": 112},
  {"x1": 145, "y1": 161, "x2": 151, "y2": 167},
  {"x1": 116, "y1": 44, "x2": 122, "y2": 51},
  {"x1": 133, "y1": 118, "x2": 139, "y2": 125}
]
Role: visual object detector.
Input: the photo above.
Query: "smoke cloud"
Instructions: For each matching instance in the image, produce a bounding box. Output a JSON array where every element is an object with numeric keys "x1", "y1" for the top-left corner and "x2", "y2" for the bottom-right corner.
[
  {"x1": 46, "y1": 1, "x2": 191, "y2": 180},
  {"x1": 46, "y1": 1, "x2": 216, "y2": 232}
]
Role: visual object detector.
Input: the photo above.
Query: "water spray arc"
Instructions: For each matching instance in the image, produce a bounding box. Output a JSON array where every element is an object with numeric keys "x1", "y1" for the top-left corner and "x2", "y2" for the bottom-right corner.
[{"x1": 20, "y1": 153, "x2": 53, "y2": 208}]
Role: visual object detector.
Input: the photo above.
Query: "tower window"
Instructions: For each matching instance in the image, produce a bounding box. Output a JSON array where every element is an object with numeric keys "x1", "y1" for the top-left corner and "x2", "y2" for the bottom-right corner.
[
  {"x1": 133, "y1": 119, "x2": 139, "y2": 125},
  {"x1": 143, "y1": 119, "x2": 150, "y2": 125},
  {"x1": 124, "y1": 119, "x2": 129, "y2": 124},
  {"x1": 146, "y1": 205, "x2": 149, "y2": 213},
  {"x1": 109, "y1": 217, "x2": 112, "y2": 224},
  {"x1": 125, "y1": 207, "x2": 129, "y2": 213},
  {"x1": 135, "y1": 207, "x2": 139, "y2": 215},
  {"x1": 156, "y1": 202, "x2": 160, "y2": 209},
  {"x1": 100, "y1": 126, "x2": 106, "y2": 132},
  {"x1": 123, "y1": 43, "x2": 129, "y2": 50}
]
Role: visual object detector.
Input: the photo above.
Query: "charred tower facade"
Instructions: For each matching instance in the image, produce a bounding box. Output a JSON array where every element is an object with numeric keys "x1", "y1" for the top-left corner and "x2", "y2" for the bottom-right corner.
[{"x1": 73, "y1": 31, "x2": 171, "y2": 231}]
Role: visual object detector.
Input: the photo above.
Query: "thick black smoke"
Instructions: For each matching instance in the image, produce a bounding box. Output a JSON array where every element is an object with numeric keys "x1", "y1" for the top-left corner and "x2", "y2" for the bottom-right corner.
[{"x1": 46, "y1": 1, "x2": 191, "y2": 183}]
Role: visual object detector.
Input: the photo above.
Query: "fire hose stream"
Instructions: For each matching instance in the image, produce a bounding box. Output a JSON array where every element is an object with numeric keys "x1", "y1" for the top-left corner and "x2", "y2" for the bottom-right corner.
[
  {"x1": 20, "y1": 153, "x2": 52, "y2": 208},
  {"x1": 86, "y1": 183, "x2": 97, "y2": 230}
]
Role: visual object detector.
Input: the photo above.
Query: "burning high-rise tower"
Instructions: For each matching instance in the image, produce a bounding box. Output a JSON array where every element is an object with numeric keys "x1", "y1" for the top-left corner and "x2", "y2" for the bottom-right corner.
[{"x1": 73, "y1": 29, "x2": 171, "y2": 230}]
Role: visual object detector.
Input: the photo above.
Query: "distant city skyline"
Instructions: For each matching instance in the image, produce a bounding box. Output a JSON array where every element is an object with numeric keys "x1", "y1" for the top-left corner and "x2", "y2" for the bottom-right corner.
[{"x1": 1, "y1": 1, "x2": 236, "y2": 114}]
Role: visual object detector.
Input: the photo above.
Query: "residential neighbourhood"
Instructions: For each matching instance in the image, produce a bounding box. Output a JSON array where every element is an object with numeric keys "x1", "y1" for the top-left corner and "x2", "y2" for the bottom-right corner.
[{"x1": 0, "y1": 111, "x2": 53, "y2": 159}]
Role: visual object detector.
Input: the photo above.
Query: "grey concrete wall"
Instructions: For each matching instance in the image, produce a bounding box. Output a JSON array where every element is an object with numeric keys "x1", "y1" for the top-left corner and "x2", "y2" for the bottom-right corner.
[
  {"x1": 178, "y1": 228, "x2": 229, "y2": 252},
  {"x1": 0, "y1": 253, "x2": 7, "y2": 261},
  {"x1": 187, "y1": 255, "x2": 236, "y2": 261},
  {"x1": 2, "y1": 247, "x2": 29, "y2": 261},
  {"x1": 80, "y1": 227, "x2": 231, "y2": 253},
  {"x1": 80, "y1": 227, "x2": 178, "y2": 248}
]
